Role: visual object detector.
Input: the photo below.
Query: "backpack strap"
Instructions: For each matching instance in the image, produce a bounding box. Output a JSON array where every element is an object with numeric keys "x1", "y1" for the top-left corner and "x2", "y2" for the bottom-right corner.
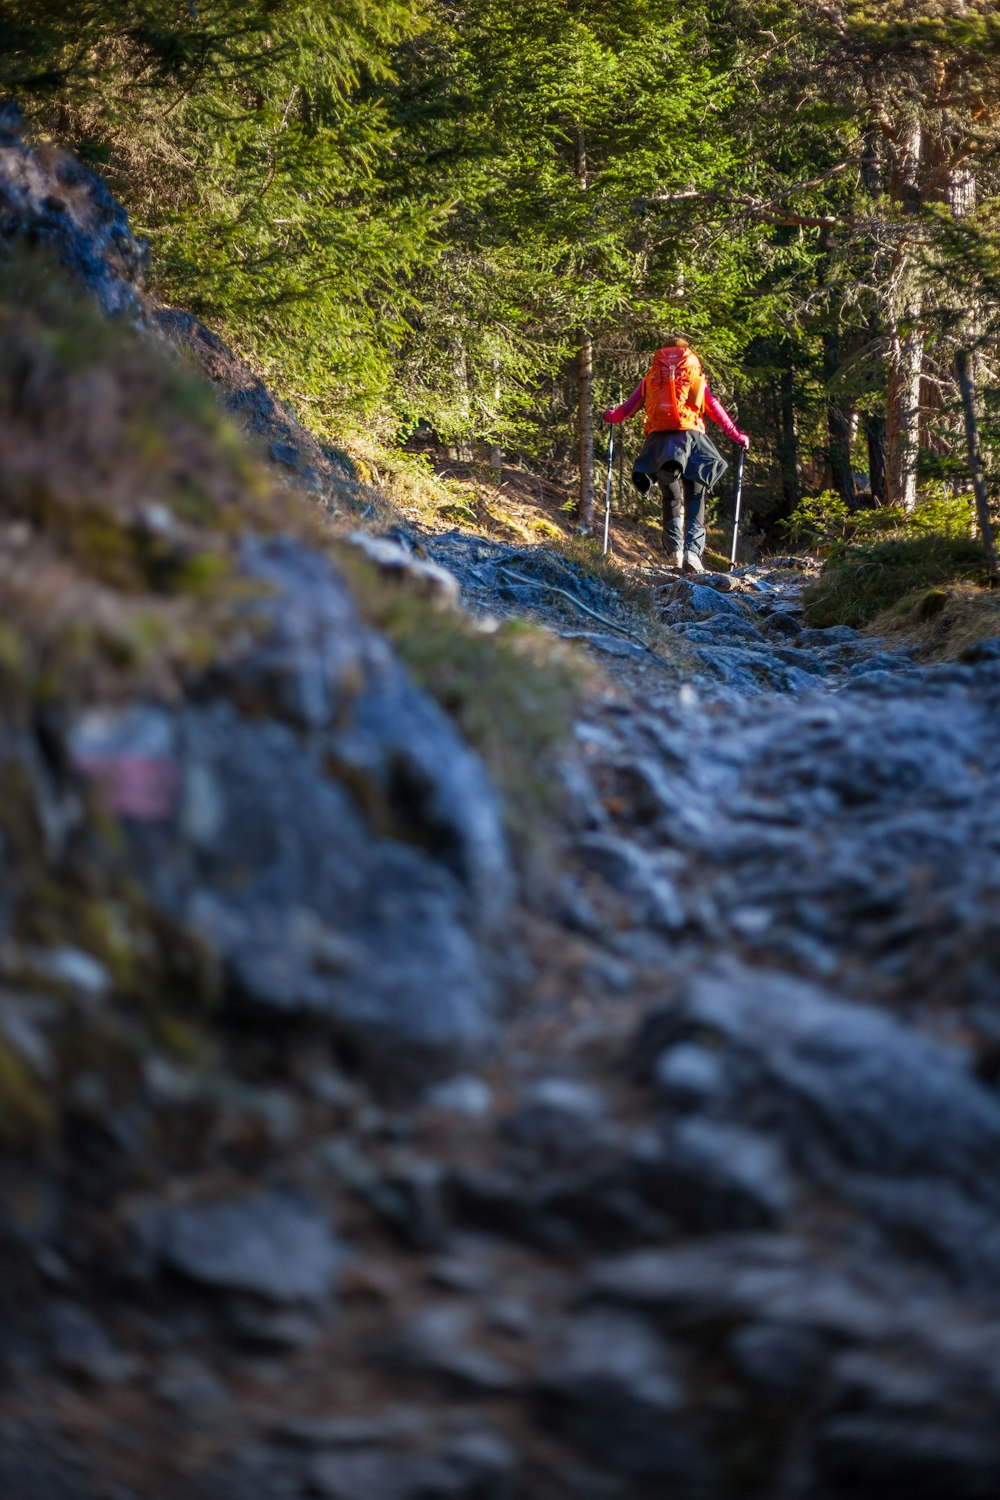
[{"x1": 685, "y1": 353, "x2": 706, "y2": 413}]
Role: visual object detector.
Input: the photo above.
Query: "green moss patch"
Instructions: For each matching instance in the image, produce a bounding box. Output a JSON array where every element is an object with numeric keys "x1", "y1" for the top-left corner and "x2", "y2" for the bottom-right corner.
[
  {"x1": 870, "y1": 584, "x2": 1000, "y2": 662},
  {"x1": 802, "y1": 535, "x2": 989, "y2": 630},
  {"x1": 0, "y1": 1038, "x2": 55, "y2": 1148}
]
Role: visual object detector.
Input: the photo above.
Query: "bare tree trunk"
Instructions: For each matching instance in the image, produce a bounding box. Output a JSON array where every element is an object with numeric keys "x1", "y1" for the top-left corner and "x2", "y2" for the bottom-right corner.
[
  {"x1": 955, "y1": 349, "x2": 1000, "y2": 581},
  {"x1": 860, "y1": 126, "x2": 887, "y2": 509},
  {"x1": 778, "y1": 368, "x2": 802, "y2": 513},
  {"x1": 866, "y1": 412, "x2": 887, "y2": 505},
  {"x1": 577, "y1": 330, "x2": 595, "y2": 530},
  {"x1": 448, "y1": 341, "x2": 473, "y2": 462},
  {"x1": 885, "y1": 119, "x2": 923, "y2": 512},
  {"x1": 886, "y1": 317, "x2": 923, "y2": 511},
  {"x1": 824, "y1": 330, "x2": 856, "y2": 507},
  {"x1": 817, "y1": 230, "x2": 855, "y2": 507},
  {"x1": 489, "y1": 361, "x2": 502, "y2": 475}
]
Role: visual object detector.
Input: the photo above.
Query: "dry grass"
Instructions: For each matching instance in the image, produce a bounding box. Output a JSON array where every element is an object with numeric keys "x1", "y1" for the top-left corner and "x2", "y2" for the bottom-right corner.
[
  {"x1": 873, "y1": 582, "x2": 1000, "y2": 661},
  {"x1": 802, "y1": 534, "x2": 988, "y2": 630},
  {"x1": 336, "y1": 433, "x2": 700, "y2": 570},
  {"x1": 0, "y1": 254, "x2": 307, "y2": 710}
]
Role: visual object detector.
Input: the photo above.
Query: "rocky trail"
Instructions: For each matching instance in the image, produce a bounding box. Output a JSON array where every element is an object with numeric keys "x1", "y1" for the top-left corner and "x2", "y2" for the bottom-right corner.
[
  {"x1": 10, "y1": 527, "x2": 1000, "y2": 1500},
  {"x1": 4, "y1": 118, "x2": 1000, "y2": 1500}
]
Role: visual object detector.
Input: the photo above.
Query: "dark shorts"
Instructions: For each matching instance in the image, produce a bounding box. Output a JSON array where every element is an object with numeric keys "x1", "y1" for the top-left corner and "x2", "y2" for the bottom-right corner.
[{"x1": 631, "y1": 428, "x2": 728, "y2": 494}]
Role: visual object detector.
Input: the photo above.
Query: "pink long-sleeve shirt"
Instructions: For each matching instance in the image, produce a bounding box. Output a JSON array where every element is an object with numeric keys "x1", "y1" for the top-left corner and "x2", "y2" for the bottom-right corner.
[{"x1": 605, "y1": 379, "x2": 747, "y2": 446}]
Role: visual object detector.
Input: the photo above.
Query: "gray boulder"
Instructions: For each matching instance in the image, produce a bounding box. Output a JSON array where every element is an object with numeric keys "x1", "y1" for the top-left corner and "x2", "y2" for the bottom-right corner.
[
  {"x1": 637, "y1": 968, "x2": 1000, "y2": 1197},
  {"x1": 636, "y1": 967, "x2": 1000, "y2": 1285},
  {"x1": 0, "y1": 104, "x2": 146, "y2": 313},
  {"x1": 134, "y1": 1190, "x2": 342, "y2": 1305},
  {"x1": 68, "y1": 537, "x2": 513, "y2": 1080},
  {"x1": 308, "y1": 1431, "x2": 517, "y2": 1500},
  {"x1": 536, "y1": 1308, "x2": 714, "y2": 1490}
]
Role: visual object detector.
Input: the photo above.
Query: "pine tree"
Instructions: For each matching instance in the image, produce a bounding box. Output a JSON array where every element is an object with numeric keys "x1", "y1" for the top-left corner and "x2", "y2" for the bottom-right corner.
[
  {"x1": 1, "y1": 1, "x2": 436, "y2": 417},
  {"x1": 380, "y1": 0, "x2": 741, "y2": 522}
]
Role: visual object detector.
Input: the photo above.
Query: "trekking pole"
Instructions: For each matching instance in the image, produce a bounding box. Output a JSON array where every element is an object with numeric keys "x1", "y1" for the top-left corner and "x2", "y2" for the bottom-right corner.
[
  {"x1": 616, "y1": 385, "x2": 624, "y2": 517},
  {"x1": 603, "y1": 422, "x2": 615, "y2": 555},
  {"x1": 730, "y1": 446, "x2": 746, "y2": 567}
]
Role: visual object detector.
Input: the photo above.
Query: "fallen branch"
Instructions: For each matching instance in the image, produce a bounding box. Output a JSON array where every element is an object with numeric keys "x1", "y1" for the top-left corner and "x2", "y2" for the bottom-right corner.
[{"x1": 643, "y1": 159, "x2": 863, "y2": 230}]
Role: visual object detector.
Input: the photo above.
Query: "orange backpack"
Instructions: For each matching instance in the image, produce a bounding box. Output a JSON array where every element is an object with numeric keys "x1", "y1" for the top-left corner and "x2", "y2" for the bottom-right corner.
[{"x1": 643, "y1": 345, "x2": 707, "y2": 434}]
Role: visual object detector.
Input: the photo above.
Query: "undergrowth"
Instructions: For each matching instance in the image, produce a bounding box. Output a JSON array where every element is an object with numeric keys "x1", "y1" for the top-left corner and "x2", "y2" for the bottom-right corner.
[
  {"x1": 785, "y1": 487, "x2": 977, "y2": 552},
  {"x1": 802, "y1": 534, "x2": 989, "y2": 629},
  {"x1": 799, "y1": 489, "x2": 994, "y2": 631},
  {"x1": 870, "y1": 583, "x2": 1000, "y2": 660}
]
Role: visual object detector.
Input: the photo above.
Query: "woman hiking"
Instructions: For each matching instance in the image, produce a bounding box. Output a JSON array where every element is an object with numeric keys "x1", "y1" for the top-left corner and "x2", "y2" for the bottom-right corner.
[{"x1": 603, "y1": 337, "x2": 749, "y2": 573}]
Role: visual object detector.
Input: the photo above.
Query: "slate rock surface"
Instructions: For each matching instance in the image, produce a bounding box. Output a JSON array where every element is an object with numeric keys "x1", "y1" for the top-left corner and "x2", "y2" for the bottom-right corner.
[
  {"x1": 0, "y1": 103, "x2": 146, "y2": 313},
  {"x1": 134, "y1": 1191, "x2": 343, "y2": 1304},
  {"x1": 66, "y1": 536, "x2": 511, "y2": 1077}
]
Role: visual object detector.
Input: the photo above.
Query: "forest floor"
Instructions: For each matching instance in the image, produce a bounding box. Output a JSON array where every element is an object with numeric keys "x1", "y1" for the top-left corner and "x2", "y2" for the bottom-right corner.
[
  {"x1": 300, "y1": 514, "x2": 1000, "y2": 1500},
  {"x1": 344, "y1": 436, "x2": 740, "y2": 573},
  {"x1": 253, "y1": 532, "x2": 994, "y2": 1497},
  {"x1": 15, "y1": 513, "x2": 1000, "y2": 1500}
]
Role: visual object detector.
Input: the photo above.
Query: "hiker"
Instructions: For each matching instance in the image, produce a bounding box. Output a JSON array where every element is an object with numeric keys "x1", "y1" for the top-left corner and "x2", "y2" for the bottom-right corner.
[{"x1": 603, "y1": 337, "x2": 749, "y2": 573}]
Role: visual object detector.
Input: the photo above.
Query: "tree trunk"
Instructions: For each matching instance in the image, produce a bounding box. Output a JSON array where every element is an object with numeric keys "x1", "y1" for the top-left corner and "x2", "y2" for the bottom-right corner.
[
  {"x1": 886, "y1": 318, "x2": 923, "y2": 511},
  {"x1": 824, "y1": 328, "x2": 856, "y2": 507},
  {"x1": 577, "y1": 330, "x2": 595, "y2": 530},
  {"x1": 955, "y1": 348, "x2": 1000, "y2": 581},
  {"x1": 777, "y1": 367, "x2": 802, "y2": 513},
  {"x1": 489, "y1": 361, "x2": 502, "y2": 475},
  {"x1": 817, "y1": 229, "x2": 855, "y2": 507},
  {"x1": 448, "y1": 341, "x2": 473, "y2": 462},
  {"x1": 885, "y1": 120, "x2": 923, "y2": 512},
  {"x1": 866, "y1": 412, "x2": 887, "y2": 505}
]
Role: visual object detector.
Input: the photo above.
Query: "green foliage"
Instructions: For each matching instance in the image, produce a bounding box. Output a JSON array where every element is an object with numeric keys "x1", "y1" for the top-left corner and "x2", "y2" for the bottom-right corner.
[
  {"x1": 5, "y1": 0, "x2": 1000, "y2": 519},
  {"x1": 784, "y1": 491, "x2": 853, "y2": 548},
  {"x1": 378, "y1": 0, "x2": 751, "y2": 452},
  {"x1": 786, "y1": 488, "x2": 976, "y2": 551},
  {"x1": 2, "y1": 0, "x2": 434, "y2": 417}
]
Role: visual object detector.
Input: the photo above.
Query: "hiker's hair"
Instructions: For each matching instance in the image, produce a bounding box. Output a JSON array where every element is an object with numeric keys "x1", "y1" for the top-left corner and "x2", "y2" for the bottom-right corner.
[{"x1": 661, "y1": 335, "x2": 689, "y2": 348}]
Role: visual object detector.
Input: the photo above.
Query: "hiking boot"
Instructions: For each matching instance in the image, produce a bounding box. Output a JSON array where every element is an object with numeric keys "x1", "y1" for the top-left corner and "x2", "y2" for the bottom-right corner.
[
  {"x1": 684, "y1": 551, "x2": 706, "y2": 574},
  {"x1": 667, "y1": 548, "x2": 684, "y2": 569}
]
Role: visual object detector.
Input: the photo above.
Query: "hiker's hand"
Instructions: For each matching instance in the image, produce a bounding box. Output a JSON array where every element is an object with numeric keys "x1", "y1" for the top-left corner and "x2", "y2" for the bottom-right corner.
[
  {"x1": 737, "y1": 432, "x2": 750, "y2": 450},
  {"x1": 602, "y1": 408, "x2": 616, "y2": 424}
]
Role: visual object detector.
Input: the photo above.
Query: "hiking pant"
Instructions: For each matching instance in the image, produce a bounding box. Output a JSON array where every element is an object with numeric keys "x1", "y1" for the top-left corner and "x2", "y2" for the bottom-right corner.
[{"x1": 658, "y1": 463, "x2": 706, "y2": 558}]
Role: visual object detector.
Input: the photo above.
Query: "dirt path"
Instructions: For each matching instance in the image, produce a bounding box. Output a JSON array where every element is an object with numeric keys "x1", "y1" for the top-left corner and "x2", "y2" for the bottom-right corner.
[
  {"x1": 246, "y1": 530, "x2": 1000, "y2": 1500},
  {"x1": 10, "y1": 535, "x2": 1000, "y2": 1500}
]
